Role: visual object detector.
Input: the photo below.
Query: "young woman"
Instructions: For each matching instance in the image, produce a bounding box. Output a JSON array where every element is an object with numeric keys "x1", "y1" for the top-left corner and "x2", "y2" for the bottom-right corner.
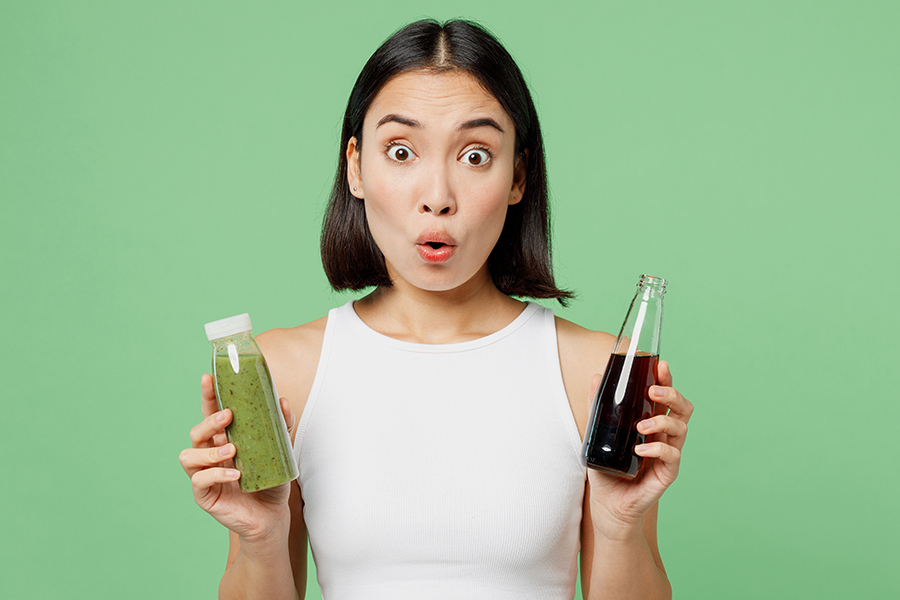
[{"x1": 180, "y1": 19, "x2": 692, "y2": 600}]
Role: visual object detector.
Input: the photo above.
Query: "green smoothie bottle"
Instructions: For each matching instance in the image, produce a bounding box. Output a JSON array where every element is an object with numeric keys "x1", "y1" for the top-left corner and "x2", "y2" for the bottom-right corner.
[{"x1": 204, "y1": 313, "x2": 298, "y2": 492}]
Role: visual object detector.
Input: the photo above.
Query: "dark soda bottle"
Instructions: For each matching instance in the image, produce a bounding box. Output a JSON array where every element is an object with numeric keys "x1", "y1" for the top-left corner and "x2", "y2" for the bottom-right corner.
[{"x1": 583, "y1": 275, "x2": 667, "y2": 478}]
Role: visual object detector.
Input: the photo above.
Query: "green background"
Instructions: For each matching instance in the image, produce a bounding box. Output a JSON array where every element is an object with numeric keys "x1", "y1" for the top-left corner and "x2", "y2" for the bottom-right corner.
[{"x1": 2, "y1": 1, "x2": 897, "y2": 598}]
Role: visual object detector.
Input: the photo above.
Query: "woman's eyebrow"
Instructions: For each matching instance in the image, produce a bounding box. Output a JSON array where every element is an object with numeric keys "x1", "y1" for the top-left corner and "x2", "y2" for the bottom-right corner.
[
  {"x1": 458, "y1": 118, "x2": 504, "y2": 133},
  {"x1": 376, "y1": 114, "x2": 421, "y2": 128}
]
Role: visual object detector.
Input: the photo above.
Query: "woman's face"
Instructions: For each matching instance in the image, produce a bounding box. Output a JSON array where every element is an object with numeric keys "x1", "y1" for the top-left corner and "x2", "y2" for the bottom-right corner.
[{"x1": 347, "y1": 69, "x2": 526, "y2": 295}]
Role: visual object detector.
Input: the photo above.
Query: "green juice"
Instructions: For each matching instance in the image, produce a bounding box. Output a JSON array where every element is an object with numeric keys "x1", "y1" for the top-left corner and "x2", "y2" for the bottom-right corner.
[{"x1": 213, "y1": 353, "x2": 297, "y2": 492}]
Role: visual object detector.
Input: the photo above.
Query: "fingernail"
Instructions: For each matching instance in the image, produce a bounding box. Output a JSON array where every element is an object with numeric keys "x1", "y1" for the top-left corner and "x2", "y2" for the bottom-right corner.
[
  {"x1": 651, "y1": 387, "x2": 666, "y2": 399},
  {"x1": 216, "y1": 410, "x2": 227, "y2": 422},
  {"x1": 225, "y1": 469, "x2": 240, "y2": 479},
  {"x1": 634, "y1": 444, "x2": 647, "y2": 455},
  {"x1": 639, "y1": 419, "x2": 654, "y2": 432},
  {"x1": 219, "y1": 444, "x2": 232, "y2": 457}
]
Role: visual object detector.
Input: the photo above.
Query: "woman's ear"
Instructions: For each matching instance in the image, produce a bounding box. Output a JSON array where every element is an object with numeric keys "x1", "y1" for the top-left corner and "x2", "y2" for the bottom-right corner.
[
  {"x1": 346, "y1": 136, "x2": 364, "y2": 198},
  {"x1": 508, "y1": 148, "x2": 528, "y2": 205}
]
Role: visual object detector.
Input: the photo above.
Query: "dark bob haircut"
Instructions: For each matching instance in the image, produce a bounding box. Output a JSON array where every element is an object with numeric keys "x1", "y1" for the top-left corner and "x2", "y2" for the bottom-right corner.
[{"x1": 320, "y1": 19, "x2": 572, "y2": 303}]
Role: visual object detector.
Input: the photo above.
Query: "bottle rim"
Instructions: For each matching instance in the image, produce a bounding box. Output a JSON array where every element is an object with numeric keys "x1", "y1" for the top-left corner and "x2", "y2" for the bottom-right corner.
[{"x1": 638, "y1": 274, "x2": 667, "y2": 290}]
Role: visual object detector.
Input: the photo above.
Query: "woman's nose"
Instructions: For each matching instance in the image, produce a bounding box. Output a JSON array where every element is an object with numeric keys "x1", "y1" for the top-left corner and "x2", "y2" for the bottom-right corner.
[{"x1": 418, "y1": 165, "x2": 457, "y2": 216}]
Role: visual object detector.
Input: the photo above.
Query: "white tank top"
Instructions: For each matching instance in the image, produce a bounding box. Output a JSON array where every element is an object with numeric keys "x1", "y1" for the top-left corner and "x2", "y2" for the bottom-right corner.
[{"x1": 293, "y1": 301, "x2": 586, "y2": 600}]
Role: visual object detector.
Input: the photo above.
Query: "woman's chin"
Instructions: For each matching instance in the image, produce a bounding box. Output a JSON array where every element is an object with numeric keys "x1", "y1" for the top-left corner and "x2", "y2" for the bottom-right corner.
[{"x1": 389, "y1": 265, "x2": 492, "y2": 296}]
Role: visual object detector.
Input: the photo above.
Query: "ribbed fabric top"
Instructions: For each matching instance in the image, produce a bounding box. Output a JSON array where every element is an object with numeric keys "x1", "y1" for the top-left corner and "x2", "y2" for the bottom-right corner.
[{"x1": 293, "y1": 301, "x2": 586, "y2": 600}]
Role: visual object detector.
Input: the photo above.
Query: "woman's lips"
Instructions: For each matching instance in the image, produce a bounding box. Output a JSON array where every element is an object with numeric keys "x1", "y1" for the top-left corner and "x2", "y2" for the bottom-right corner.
[{"x1": 416, "y1": 232, "x2": 457, "y2": 263}]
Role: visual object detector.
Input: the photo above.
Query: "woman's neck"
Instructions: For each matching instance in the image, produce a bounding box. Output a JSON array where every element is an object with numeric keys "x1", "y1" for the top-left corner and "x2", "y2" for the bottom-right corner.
[{"x1": 352, "y1": 272, "x2": 526, "y2": 345}]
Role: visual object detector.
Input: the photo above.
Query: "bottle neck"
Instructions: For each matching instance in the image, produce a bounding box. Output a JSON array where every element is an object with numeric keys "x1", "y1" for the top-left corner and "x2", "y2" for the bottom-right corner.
[{"x1": 613, "y1": 275, "x2": 665, "y2": 356}]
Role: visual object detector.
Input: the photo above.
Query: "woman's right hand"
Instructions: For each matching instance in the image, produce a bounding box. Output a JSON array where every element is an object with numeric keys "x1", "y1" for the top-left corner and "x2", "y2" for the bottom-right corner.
[{"x1": 179, "y1": 373, "x2": 295, "y2": 545}]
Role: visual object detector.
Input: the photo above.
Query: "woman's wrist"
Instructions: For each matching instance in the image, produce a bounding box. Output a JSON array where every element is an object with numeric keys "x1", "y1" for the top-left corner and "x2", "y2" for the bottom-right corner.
[
  {"x1": 237, "y1": 514, "x2": 292, "y2": 560},
  {"x1": 236, "y1": 535, "x2": 291, "y2": 569},
  {"x1": 590, "y1": 502, "x2": 645, "y2": 544},
  {"x1": 220, "y1": 524, "x2": 296, "y2": 600}
]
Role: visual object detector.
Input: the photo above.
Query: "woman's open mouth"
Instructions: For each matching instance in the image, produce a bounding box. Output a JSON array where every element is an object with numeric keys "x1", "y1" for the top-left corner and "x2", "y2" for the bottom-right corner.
[{"x1": 416, "y1": 233, "x2": 456, "y2": 263}]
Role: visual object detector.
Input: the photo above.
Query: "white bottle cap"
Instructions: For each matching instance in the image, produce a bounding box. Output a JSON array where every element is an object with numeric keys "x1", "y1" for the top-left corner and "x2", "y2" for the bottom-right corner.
[{"x1": 204, "y1": 313, "x2": 252, "y2": 341}]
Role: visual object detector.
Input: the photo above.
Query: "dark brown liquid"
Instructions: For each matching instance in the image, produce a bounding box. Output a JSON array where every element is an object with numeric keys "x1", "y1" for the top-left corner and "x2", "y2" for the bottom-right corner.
[{"x1": 583, "y1": 353, "x2": 658, "y2": 478}]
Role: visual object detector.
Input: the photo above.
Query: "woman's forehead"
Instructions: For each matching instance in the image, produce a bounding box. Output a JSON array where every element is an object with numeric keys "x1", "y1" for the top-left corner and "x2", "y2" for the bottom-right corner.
[{"x1": 364, "y1": 70, "x2": 512, "y2": 131}]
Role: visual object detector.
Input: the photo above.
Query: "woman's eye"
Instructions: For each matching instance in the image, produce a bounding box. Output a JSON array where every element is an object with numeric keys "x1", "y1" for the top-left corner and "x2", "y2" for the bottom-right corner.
[
  {"x1": 386, "y1": 144, "x2": 414, "y2": 162},
  {"x1": 461, "y1": 149, "x2": 490, "y2": 166}
]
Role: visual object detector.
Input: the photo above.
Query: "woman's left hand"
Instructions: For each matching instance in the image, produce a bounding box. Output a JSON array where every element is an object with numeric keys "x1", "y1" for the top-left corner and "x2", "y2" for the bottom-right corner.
[{"x1": 586, "y1": 359, "x2": 693, "y2": 535}]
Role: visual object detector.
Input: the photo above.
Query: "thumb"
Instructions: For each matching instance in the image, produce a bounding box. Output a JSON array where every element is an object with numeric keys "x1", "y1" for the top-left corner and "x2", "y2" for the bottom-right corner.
[{"x1": 280, "y1": 397, "x2": 296, "y2": 436}]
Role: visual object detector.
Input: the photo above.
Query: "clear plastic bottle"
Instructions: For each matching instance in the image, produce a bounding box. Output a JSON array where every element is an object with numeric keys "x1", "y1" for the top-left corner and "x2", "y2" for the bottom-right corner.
[
  {"x1": 583, "y1": 275, "x2": 667, "y2": 478},
  {"x1": 204, "y1": 313, "x2": 298, "y2": 492}
]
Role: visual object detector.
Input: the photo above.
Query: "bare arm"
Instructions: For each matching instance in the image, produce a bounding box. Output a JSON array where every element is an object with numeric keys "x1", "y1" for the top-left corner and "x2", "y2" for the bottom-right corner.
[
  {"x1": 181, "y1": 376, "x2": 299, "y2": 600},
  {"x1": 579, "y1": 485, "x2": 670, "y2": 600},
  {"x1": 181, "y1": 318, "x2": 326, "y2": 600},
  {"x1": 220, "y1": 480, "x2": 308, "y2": 600},
  {"x1": 220, "y1": 526, "x2": 298, "y2": 600},
  {"x1": 556, "y1": 318, "x2": 691, "y2": 600}
]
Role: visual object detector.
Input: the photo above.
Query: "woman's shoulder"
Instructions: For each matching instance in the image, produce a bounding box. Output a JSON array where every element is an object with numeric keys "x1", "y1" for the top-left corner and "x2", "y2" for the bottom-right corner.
[
  {"x1": 554, "y1": 315, "x2": 616, "y2": 359},
  {"x1": 256, "y1": 315, "x2": 329, "y2": 358},
  {"x1": 553, "y1": 315, "x2": 617, "y2": 436},
  {"x1": 254, "y1": 315, "x2": 329, "y2": 419}
]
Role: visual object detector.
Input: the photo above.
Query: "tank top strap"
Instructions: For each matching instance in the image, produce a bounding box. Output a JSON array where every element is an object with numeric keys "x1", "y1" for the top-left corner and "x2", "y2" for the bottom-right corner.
[
  {"x1": 534, "y1": 304, "x2": 587, "y2": 458},
  {"x1": 290, "y1": 301, "x2": 344, "y2": 467}
]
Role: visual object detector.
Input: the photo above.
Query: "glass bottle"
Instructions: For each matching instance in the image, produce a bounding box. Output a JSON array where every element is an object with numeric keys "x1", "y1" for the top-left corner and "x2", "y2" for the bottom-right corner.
[
  {"x1": 204, "y1": 313, "x2": 298, "y2": 492},
  {"x1": 583, "y1": 275, "x2": 667, "y2": 478}
]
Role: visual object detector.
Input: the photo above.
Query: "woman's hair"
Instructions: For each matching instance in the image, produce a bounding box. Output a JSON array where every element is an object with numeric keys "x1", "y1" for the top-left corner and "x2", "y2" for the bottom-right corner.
[{"x1": 320, "y1": 18, "x2": 572, "y2": 303}]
